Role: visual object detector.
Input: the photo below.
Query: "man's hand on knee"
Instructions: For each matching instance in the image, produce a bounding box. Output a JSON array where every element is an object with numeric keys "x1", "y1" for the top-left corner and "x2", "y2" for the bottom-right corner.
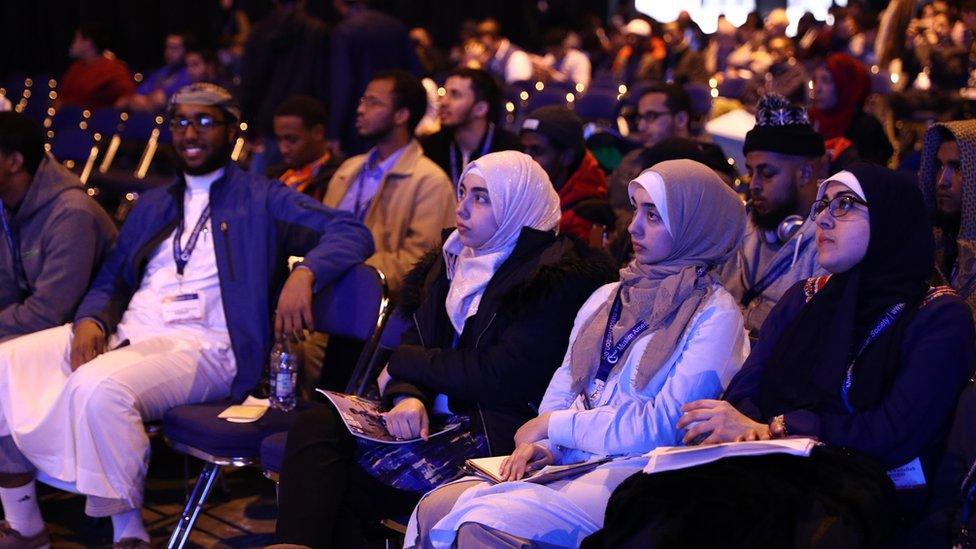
[{"x1": 70, "y1": 319, "x2": 108, "y2": 371}]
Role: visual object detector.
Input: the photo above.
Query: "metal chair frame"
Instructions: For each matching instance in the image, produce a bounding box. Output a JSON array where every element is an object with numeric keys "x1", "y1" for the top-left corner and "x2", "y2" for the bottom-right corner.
[{"x1": 164, "y1": 264, "x2": 391, "y2": 549}]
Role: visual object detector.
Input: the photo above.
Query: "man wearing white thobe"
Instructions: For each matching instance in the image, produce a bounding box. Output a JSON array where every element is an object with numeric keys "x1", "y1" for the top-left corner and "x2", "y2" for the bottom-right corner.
[{"x1": 0, "y1": 83, "x2": 373, "y2": 548}]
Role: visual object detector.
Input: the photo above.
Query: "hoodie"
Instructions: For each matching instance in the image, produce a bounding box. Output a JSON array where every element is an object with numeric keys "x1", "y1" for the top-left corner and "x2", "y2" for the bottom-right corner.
[
  {"x1": 0, "y1": 157, "x2": 117, "y2": 341},
  {"x1": 919, "y1": 120, "x2": 976, "y2": 318}
]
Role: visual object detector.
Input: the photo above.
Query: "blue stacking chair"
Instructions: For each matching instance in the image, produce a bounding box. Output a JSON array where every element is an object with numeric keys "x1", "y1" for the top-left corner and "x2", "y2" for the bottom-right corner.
[
  {"x1": 49, "y1": 128, "x2": 94, "y2": 165},
  {"x1": 575, "y1": 89, "x2": 620, "y2": 123},
  {"x1": 259, "y1": 310, "x2": 411, "y2": 481},
  {"x1": 51, "y1": 105, "x2": 84, "y2": 132},
  {"x1": 120, "y1": 111, "x2": 156, "y2": 140},
  {"x1": 162, "y1": 263, "x2": 392, "y2": 548},
  {"x1": 89, "y1": 108, "x2": 123, "y2": 137},
  {"x1": 524, "y1": 87, "x2": 571, "y2": 114}
]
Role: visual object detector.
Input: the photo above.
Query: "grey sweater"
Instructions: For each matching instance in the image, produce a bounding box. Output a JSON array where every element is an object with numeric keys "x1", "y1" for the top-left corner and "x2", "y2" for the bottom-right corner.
[{"x1": 0, "y1": 157, "x2": 117, "y2": 340}]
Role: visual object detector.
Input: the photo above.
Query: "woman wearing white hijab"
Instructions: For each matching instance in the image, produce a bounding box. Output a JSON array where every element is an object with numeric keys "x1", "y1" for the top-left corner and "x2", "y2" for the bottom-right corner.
[
  {"x1": 404, "y1": 159, "x2": 751, "y2": 549},
  {"x1": 273, "y1": 151, "x2": 616, "y2": 548}
]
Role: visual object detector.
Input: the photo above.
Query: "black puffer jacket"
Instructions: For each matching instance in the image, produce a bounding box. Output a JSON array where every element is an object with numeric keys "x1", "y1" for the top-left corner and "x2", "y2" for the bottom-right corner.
[{"x1": 385, "y1": 227, "x2": 617, "y2": 456}]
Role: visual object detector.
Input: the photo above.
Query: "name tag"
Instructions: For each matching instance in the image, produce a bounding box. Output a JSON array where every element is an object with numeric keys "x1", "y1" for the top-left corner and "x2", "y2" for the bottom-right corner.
[
  {"x1": 887, "y1": 457, "x2": 927, "y2": 489},
  {"x1": 162, "y1": 293, "x2": 205, "y2": 323}
]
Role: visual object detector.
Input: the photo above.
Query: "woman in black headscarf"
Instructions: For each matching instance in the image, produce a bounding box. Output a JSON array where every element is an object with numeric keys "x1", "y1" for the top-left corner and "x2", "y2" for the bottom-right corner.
[{"x1": 582, "y1": 163, "x2": 976, "y2": 548}]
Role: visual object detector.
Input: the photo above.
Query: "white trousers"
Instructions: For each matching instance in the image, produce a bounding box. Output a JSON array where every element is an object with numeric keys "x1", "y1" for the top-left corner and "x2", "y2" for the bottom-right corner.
[{"x1": 0, "y1": 324, "x2": 235, "y2": 513}]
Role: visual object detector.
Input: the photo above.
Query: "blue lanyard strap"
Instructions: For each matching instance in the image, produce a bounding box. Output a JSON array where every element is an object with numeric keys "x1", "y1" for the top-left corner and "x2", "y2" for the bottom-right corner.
[
  {"x1": 173, "y1": 204, "x2": 211, "y2": 277},
  {"x1": 741, "y1": 237, "x2": 812, "y2": 307},
  {"x1": 582, "y1": 288, "x2": 650, "y2": 410},
  {"x1": 0, "y1": 203, "x2": 25, "y2": 291},
  {"x1": 841, "y1": 302, "x2": 906, "y2": 413},
  {"x1": 353, "y1": 150, "x2": 381, "y2": 220},
  {"x1": 596, "y1": 289, "x2": 650, "y2": 382},
  {"x1": 449, "y1": 124, "x2": 495, "y2": 187}
]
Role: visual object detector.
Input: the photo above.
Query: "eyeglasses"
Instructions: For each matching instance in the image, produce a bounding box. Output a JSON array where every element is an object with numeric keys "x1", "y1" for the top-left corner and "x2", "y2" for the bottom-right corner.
[
  {"x1": 809, "y1": 194, "x2": 868, "y2": 220},
  {"x1": 636, "y1": 110, "x2": 673, "y2": 123},
  {"x1": 358, "y1": 96, "x2": 389, "y2": 108},
  {"x1": 169, "y1": 114, "x2": 229, "y2": 132}
]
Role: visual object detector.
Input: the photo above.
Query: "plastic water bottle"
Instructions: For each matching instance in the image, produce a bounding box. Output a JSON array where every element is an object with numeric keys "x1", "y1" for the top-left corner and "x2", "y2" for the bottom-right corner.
[{"x1": 269, "y1": 342, "x2": 298, "y2": 411}]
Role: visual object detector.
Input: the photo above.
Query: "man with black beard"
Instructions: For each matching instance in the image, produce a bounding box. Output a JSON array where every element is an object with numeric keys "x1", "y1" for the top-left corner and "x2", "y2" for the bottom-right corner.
[
  {"x1": 420, "y1": 68, "x2": 521, "y2": 189},
  {"x1": 721, "y1": 94, "x2": 828, "y2": 336},
  {"x1": 0, "y1": 83, "x2": 373, "y2": 548},
  {"x1": 325, "y1": 70, "x2": 454, "y2": 292},
  {"x1": 919, "y1": 121, "x2": 976, "y2": 321}
]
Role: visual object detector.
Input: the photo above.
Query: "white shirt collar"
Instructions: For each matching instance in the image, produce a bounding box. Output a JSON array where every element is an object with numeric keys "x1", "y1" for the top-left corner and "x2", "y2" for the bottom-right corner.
[{"x1": 184, "y1": 167, "x2": 225, "y2": 194}]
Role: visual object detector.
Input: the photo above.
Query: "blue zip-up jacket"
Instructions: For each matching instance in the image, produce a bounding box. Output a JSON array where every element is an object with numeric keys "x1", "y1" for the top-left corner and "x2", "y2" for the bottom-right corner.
[{"x1": 74, "y1": 163, "x2": 375, "y2": 399}]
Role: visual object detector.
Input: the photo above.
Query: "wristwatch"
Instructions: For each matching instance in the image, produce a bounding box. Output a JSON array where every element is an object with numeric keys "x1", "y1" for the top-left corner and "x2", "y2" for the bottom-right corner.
[{"x1": 768, "y1": 414, "x2": 788, "y2": 439}]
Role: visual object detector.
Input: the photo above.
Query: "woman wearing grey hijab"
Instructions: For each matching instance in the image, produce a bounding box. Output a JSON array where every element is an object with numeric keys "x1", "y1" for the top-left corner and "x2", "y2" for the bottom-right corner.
[{"x1": 405, "y1": 159, "x2": 750, "y2": 549}]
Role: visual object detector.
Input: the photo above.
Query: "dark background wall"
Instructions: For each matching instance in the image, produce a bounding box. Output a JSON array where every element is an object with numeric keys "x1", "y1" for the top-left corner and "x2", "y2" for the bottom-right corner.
[{"x1": 0, "y1": 0, "x2": 612, "y2": 80}]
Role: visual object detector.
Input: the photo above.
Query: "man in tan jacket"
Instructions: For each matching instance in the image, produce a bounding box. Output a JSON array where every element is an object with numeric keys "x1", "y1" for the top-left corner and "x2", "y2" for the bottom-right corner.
[{"x1": 324, "y1": 70, "x2": 454, "y2": 293}]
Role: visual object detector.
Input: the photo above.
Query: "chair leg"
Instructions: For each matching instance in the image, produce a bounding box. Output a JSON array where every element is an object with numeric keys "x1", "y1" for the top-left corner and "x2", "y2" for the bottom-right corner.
[{"x1": 167, "y1": 462, "x2": 221, "y2": 549}]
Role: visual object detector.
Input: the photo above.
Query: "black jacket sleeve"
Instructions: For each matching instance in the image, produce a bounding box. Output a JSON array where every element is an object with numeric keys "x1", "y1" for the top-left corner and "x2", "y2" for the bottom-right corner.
[{"x1": 386, "y1": 268, "x2": 606, "y2": 407}]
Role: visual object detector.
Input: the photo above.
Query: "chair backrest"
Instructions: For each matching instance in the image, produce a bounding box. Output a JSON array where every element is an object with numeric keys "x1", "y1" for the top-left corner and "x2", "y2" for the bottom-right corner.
[
  {"x1": 524, "y1": 88, "x2": 570, "y2": 113},
  {"x1": 379, "y1": 312, "x2": 411, "y2": 350},
  {"x1": 309, "y1": 264, "x2": 392, "y2": 396},
  {"x1": 50, "y1": 128, "x2": 94, "y2": 162},
  {"x1": 575, "y1": 89, "x2": 619, "y2": 122},
  {"x1": 22, "y1": 96, "x2": 49, "y2": 122},
  {"x1": 89, "y1": 108, "x2": 123, "y2": 137},
  {"x1": 312, "y1": 263, "x2": 390, "y2": 341},
  {"x1": 120, "y1": 111, "x2": 156, "y2": 140},
  {"x1": 51, "y1": 105, "x2": 84, "y2": 132}
]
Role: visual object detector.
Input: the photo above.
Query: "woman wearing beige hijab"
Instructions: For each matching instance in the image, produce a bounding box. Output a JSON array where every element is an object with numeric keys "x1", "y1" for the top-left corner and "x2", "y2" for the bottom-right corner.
[{"x1": 405, "y1": 159, "x2": 751, "y2": 548}]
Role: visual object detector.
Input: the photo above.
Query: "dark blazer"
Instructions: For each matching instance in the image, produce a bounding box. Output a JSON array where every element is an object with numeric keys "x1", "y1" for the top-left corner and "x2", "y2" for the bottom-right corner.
[{"x1": 385, "y1": 228, "x2": 617, "y2": 455}]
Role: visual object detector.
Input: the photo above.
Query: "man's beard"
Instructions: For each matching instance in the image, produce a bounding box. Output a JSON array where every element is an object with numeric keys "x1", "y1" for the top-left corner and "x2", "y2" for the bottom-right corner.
[
  {"x1": 179, "y1": 141, "x2": 234, "y2": 176},
  {"x1": 358, "y1": 119, "x2": 396, "y2": 143},
  {"x1": 444, "y1": 105, "x2": 476, "y2": 131},
  {"x1": 750, "y1": 201, "x2": 798, "y2": 232}
]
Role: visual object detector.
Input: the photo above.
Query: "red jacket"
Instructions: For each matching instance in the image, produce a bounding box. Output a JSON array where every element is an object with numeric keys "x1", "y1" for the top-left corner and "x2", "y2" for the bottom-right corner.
[
  {"x1": 559, "y1": 150, "x2": 607, "y2": 241},
  {"x1": 60, "y1": 55, "x2": 135, "y2": 109}
]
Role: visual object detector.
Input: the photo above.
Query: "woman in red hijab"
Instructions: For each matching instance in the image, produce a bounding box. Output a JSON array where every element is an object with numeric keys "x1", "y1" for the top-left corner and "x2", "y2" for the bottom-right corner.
[{"x1": 809, "y1": 53, "x2": 893, "y2": 167}]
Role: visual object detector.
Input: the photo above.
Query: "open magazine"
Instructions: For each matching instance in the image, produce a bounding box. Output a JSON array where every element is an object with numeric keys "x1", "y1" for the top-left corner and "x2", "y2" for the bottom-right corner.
[
  {"x1": 464, "y1": 455, "x2": 612, "y2": 485},
  {"x1": 643, "y1": 437, "x2": 819, "y2": 475},
  {"x1": 317, "y1": 389, "x2": 463, "y2": 444}
]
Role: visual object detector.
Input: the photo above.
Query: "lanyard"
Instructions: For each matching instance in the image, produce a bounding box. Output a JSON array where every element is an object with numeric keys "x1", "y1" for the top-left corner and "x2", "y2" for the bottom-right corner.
[
  {"x1": 173, "y1": 204, "x2": 211, "y2": 277},
  {"x1": 353, "y1": 149, "x2": 381, "y2": 220},
  {"x1": 449, "y1": 124, "x2": 495, "y2": 187},
  {"x1": 840, "y1": 302, "x2": 906, "y2": 413},
  {"x1": 583, "y1": 288, "x2": 650, "y2": 409},
  {"x1": 0, "y1": 203, "x2": 25, "y2": 292},
  {"x1": 741, "y1": 236, "x2": 812, "y2": 307}
]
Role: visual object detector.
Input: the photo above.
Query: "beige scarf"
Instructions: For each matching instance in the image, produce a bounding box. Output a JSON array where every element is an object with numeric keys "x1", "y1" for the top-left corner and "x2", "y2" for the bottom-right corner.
[{"x1": 569, "y1": 159, "x2": 745, "y2": 392}]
